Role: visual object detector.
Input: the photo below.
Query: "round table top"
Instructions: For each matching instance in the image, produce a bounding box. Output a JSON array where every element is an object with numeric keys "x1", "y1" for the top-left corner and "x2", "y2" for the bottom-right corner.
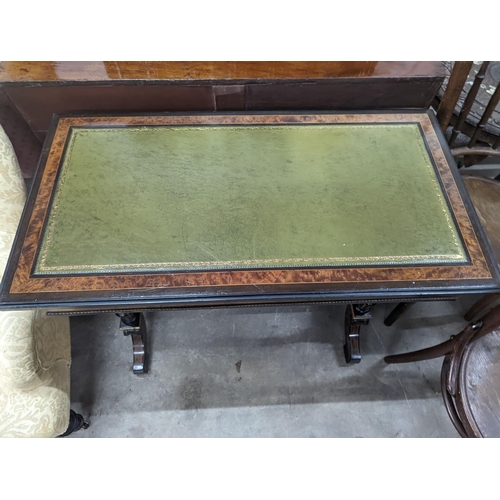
[
  {"x1": 462, "y1": 175, "x2": 500, "y2": 268},
  {"x1": 458, "y1": 328, "x2": 500, "y2": 437}
]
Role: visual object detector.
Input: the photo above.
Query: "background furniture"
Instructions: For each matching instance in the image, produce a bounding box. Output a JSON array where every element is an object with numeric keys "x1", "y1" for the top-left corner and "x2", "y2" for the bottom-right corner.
[
  {"x1": 385, "y1": 302, "x2": 500, "y2": 438},
  {"x1": 0, "y1": 124, "x2": 86, "y2": 437},
  {"x1": 434, "y1": 61, "x2": 500, "y2": 170},
  {"x1": 0, "y1": 61, "x2": 446, "y2": 179}
]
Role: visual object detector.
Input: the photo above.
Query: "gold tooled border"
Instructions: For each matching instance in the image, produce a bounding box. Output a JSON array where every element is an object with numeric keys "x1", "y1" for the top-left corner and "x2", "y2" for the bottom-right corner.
[{"x1": 34, "y1": 123, "x2": 466, "y2": 273}]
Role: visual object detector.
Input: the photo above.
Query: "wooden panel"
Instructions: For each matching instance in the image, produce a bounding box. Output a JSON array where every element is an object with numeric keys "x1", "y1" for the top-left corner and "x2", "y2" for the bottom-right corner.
[
  {"x1": 4, "y1": 78, "x2": 444, "y2": 140},
  {"x1": 4, "y1": 85, "x2": 215, "y2": 139},
  {"x1": 246, "y1": 80, "x2": 443, "y2": 110},
  {"x1": 0, "y1": 61, "x2": 446, "y2": 84},
  {"x1": 214, "y1": 85, "x2": 245, "y2": 111}
]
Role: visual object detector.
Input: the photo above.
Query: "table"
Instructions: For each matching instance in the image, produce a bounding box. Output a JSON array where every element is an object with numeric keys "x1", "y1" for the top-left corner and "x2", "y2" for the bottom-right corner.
[
  {"x1": 1, "y1": 111, "x2": 498, "y2": 373},
  {"x1": 0, "y1": 61, "x2": 446, "y2": 191},
  {"x1": 0, "y1": 62, "x2": 445, "y2": 142}
]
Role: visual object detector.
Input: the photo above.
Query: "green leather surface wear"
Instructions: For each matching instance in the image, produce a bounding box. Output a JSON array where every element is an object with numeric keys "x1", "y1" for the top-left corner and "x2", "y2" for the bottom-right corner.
[{"x1": 35, "y1": 124, "x2": 467, "y2": 274}]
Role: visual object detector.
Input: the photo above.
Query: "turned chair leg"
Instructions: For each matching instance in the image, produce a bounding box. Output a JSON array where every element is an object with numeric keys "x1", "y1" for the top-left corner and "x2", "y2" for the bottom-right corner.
[
  {"x1": 384, "y1": 320, "x2": 483, "y2": 365},
  {"x1": 58, "y1": 409, "x2": 89, "y2": 437},
  {"x1": 384, "y1": 337, "x2": 456, "y2": 364}
]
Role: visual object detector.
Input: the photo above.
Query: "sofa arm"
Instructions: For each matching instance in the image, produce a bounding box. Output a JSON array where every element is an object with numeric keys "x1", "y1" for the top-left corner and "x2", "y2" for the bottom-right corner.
[
  {"x1": 0, "y1": 124, "x2": 27, "y2": 278},
  {"x1": 0, "y1": 310, "x2": 71, "y2": 391}
]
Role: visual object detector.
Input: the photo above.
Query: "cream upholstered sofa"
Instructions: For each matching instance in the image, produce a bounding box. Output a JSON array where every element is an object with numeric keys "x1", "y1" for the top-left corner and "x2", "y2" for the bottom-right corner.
[{"x1": 0, "y1": 124, "x2": 74, "y2": 437}]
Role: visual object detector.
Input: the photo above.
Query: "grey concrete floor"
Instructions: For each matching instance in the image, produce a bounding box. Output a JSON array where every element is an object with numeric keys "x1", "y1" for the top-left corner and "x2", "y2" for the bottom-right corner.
[{"x1": 68, "y1": 296, "x2": 480, "y2": 437}]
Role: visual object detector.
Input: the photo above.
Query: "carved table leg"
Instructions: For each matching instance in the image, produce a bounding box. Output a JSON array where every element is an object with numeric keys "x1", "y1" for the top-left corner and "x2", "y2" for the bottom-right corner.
[
  {"x1": 117, "y1": 312, "x2": 148, "y2": 374},
  {"x1": 344, "y1": 304, "x2": 372, "y2": 364}
]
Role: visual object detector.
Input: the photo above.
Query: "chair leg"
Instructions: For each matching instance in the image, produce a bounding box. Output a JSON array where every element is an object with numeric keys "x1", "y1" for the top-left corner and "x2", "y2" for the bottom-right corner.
[
  {"x1": 384, "y1": 337, "x2": 456, "y2": 364},
  {"x1": 384, "y1": 302, "x2": 415, "y2": 326},
  {"x1": 464, "y1": 294, "x2": 500, "y2": 322},
  {"x1": 58, "y1": 410, "x2": 90, "y2": 437},
  {"x1": 384, "y1": 317, "x2": 485, "y2": 365}
]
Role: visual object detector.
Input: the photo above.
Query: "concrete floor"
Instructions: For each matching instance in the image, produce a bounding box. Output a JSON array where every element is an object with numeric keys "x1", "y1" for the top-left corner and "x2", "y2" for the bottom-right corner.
[{"x1": 67, "y1": 296, "x2": 480, "y2": 438}]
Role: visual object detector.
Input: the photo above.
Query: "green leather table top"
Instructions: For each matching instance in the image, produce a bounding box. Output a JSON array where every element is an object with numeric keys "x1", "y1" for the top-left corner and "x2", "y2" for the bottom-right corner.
[{"x1": 34, "y1": 123, "x2": 467, "y2": 275}]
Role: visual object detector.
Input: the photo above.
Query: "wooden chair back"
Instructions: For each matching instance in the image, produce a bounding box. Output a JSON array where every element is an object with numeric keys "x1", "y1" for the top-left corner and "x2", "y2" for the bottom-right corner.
[{"x1": 437, "y1": 61, "x2": 500, "y2": 162}]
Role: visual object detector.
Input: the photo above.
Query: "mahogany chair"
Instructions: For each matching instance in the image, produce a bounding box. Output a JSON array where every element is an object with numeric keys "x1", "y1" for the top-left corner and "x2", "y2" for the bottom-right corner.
[
  {"x1": 435, "y1": 61, "x2": 500, "y2": 170},
  {"x1": 385, "y1": 303, "x2": 500, "y2": 437}
]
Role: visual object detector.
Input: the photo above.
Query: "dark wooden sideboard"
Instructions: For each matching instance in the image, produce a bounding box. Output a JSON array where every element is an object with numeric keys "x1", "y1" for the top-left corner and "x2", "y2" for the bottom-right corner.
[{"x1": 0, "y1": 61, "x2": 446, "y2": 177}]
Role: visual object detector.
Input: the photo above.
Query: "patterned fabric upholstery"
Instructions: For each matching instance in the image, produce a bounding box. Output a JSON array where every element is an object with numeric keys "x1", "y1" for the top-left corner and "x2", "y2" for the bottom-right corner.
[{"x1": 0, "y1": 124, "x2": 71, "y2": 438}]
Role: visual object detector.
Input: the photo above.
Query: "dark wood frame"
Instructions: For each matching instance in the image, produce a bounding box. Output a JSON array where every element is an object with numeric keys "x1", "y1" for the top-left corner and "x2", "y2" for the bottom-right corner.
[{"x1": 1, "y1": 110, "x2": 499, "y2": 312}]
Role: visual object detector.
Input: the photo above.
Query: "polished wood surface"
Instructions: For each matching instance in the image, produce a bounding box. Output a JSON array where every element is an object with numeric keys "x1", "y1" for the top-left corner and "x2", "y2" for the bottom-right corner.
[
  {"x1": 0, "y1": 61, "x2": 446, "y2": 84},
  {"x1": 0, "y1": 111, "x2": 498, "y2": 311}
]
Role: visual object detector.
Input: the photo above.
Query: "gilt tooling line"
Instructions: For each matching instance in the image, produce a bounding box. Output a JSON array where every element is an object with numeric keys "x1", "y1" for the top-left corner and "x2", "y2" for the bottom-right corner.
[{"x1": 35, "y1": 123, "x2": 467, "y2": 275}]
